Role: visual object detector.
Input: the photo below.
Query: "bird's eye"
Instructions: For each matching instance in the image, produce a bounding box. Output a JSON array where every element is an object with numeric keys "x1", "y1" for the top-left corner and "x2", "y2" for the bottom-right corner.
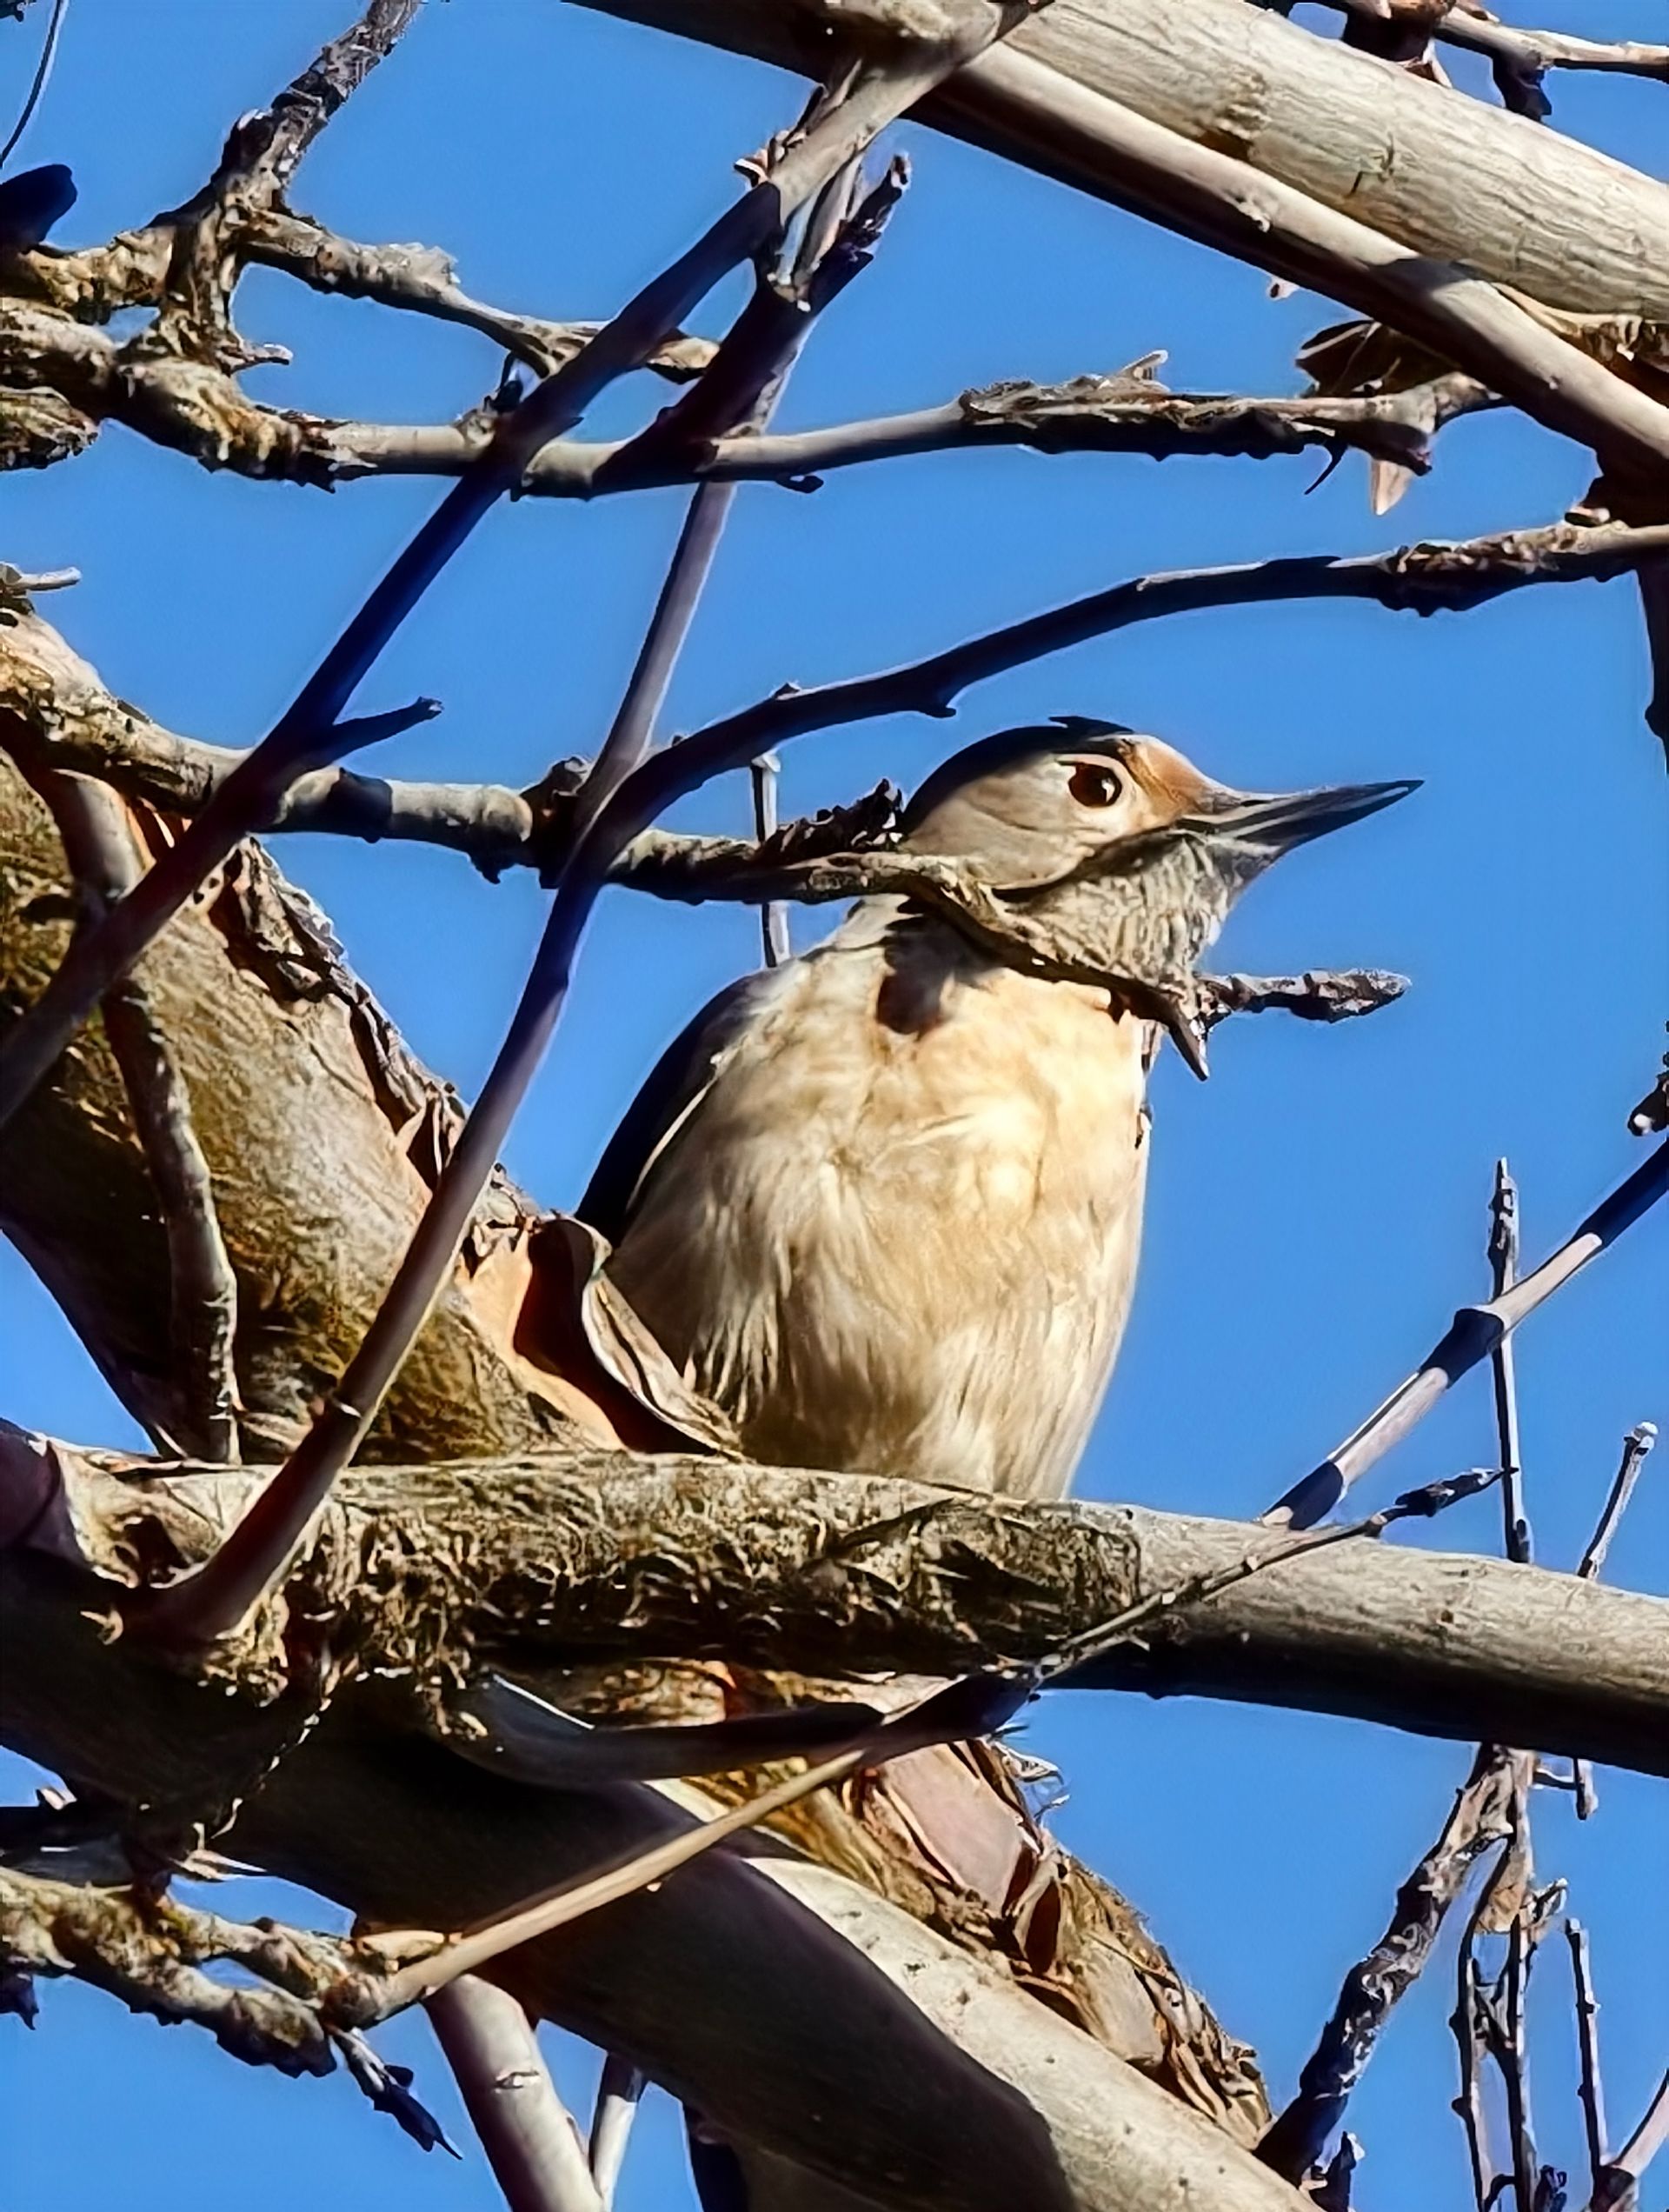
[{"x1": 1068, "y1": 762, "x2": 1123, "y2": 809}]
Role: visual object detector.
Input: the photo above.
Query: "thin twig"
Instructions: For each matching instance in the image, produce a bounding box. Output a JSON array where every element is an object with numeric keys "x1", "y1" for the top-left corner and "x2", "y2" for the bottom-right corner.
[
  {"x1": 574, "y1": 479, "x2": 741, "y2": 836},
  {"x1": 589, "y1": 526, "x2": 1669, "y2": 866},
  {"x1": 1572, "y1": 1420, "x2": 1656, "y2": 1816},
  {"x1": 1259, "y1": 1745, "x2": 1518, "y2": 2182},
  {"x1": 1501, "y1": 1902, "x2": 1541, "y2": 2212},
  {"x1": 1577, "y1": 1424, "x2": 1657, "y2": 1582},
  {"x1": 1264, "y1": 1143, "x2": 1669, "y2": 1529},
  {"x1": 1566, "y1": 1922, "x2": 1609, "y2": 2206},
  {"x1": 1454, "y1": 1941, "x2": 1498, "y2": 2212},
  {"x1": 1319, "y1": 0, "x2": 1669, "y2": 119},
  {"x1": 2, "y1": 345, "x2": 1497, "y2": 496},
  {"x1": 1593, "y1": 2069, "x2": 1669, "y2": 2211},
  {"x1": 1489, "y1": 1160, "x2": 1532, "y2": 1565},
  {"x1": 13, "y1": 522, "x2": 1669, "y2": 878},
  {"x1": 1047, "y1": 1466, "x2": 1502, "y2": 1681},
  {"x1": 0, "y1": 0, "x2": 69, "y2": 169},
  {"x1": 428, "y1": 1977, "x2": 603, "y2": 2212}
]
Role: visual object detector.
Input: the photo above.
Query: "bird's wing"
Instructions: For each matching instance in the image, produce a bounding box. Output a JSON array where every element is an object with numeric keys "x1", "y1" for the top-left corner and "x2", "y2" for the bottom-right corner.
[{"x1": 577, "y1": 968, "x2": 784, "y2": 1241}]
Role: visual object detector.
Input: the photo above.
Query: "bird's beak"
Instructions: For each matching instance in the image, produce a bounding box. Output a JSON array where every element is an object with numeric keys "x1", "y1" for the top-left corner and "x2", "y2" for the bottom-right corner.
[{"x1": 1190, "y1": 776, "x2": 1420, "y2": 854}]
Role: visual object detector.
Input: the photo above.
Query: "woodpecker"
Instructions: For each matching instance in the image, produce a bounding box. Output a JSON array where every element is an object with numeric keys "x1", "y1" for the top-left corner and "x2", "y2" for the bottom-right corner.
[{"x1": 583, "y1": 719, "x2": 1413, "y2": 1502}]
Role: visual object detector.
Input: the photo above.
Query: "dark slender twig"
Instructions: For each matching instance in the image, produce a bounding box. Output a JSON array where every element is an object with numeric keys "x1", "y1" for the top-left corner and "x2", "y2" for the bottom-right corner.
[
  {"x1": 428, "y1": 1978, "x2": 602, "y2": 2212},
  {"x1": 574, "y1": 479, "x2": 741, "y2": 838},
  {"x1": 592, "y1": 527, "x2": 1669, "y2": 860},
  {"x1": 1577, "y1": 1424, "x2": 1657, "y2": 1583},
  {"x1": 1264, "y1": 1142, "x2": 1669, "y2": 1529},
  {"x1": 1566, "y1": 1922, "x2": 1609, "y2": 2207},
  {"x1": 0, "y1": 0, "x2": 69, "y2": 169},
  {"x1": 1258, "y1": 1745, "x2": 1518, "y2": 2182},
  {"x1": 1489, "y1": 1161, "x2": 1532, "y2": 1565},
  {"x1": 1570, "y1": 1421, "x2": 1656, "y2": 1816},
  {"x1": 15, "y1": 523, "x2": 1669, "y2": 878}
]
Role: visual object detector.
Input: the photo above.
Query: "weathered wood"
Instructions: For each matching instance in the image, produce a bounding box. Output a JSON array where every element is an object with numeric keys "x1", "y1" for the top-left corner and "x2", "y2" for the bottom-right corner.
[
  {"x1": 570, "y1": 0, "x2": 1669, "y2": 319},
  {"x1": 28, "y1": 1446, "x2": 1669, "y2": 1779}
]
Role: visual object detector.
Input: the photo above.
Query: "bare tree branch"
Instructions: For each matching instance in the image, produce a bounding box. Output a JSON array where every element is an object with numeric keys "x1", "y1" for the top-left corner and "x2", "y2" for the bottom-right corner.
[
  {"x1": 0, "y1": 1847, "x2": 1299, "y2": 2212},
  {"x1": 1258, "y1": 1749, "x2": 1518, "y2": 2182},
  {"x1": 13, "y1": 1441, "x2": 1669, "y2": 1774},
  {"x1": 1577, "y1": 1424, "x2": 1658, "y2": 1583},
  {"x1": 1264, "y1": 1141, "x2": 1669, "y2": 1529},
  {"x1": 0, "y1": 315, "x2": 1495, "y2": 494},
  {"x1": 588, "y1": 2055, "x2": 646, "y2": 2208},
  {"x1": 583, "y1": 0, "x2": 1669, "y2": 320},
  {"x1": 1318, "y1": 0, "x2": 1669, "y2": 120},
  {"x1": 1593, "y1": 2069, "x2": 1669, "y2": 2212},
  {"x1": 241, "y1": 206, "x2": 718, "y2": 380},
  {"x1": 1566, "y1": 1921, "x2": 1609, "y2": 2209},
  {"x1": 428, "y1": 1977, "x2": 605, "y2": 2212}
]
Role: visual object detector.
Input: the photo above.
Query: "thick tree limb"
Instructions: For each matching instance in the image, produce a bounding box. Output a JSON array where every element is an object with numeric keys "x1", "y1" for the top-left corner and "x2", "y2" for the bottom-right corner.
[
  {"x1": 9, "y1": 1434, "x2": 1666, "y2": 2205},
  {"x1": 0, "y1": 1836, "x2": 1294, "y2": 2212},
  {"x1": 571, "y1": 3, "x2": 1669, "y2": 496},
  {"x1": 17, "y1": 1444, "x2": 1668, "y2": 1775},
  {"x1": 576, "y1": 0, "x2": 1669, "y2": 321}
]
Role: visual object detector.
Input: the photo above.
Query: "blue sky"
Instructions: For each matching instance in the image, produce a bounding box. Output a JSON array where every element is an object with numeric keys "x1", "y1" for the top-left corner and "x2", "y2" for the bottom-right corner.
[{"x1": 2, "y1": 3, "x2": 1665, "y2": 2207}]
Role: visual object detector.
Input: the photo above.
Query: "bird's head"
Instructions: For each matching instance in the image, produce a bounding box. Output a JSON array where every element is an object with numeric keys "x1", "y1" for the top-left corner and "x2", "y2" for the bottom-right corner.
[{"x1": 901, "y1": 716, "x2": 1418, "y2": 892}]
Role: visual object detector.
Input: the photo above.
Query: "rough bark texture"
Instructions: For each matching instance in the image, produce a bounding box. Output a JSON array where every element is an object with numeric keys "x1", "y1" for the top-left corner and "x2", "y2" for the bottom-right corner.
[
  {"x1": 570, "y1": 0, "x2": 1669, "y2": 319},
  {"x1": 17, "y1": 1446, "x2": 1669, "y2": 1778}
]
